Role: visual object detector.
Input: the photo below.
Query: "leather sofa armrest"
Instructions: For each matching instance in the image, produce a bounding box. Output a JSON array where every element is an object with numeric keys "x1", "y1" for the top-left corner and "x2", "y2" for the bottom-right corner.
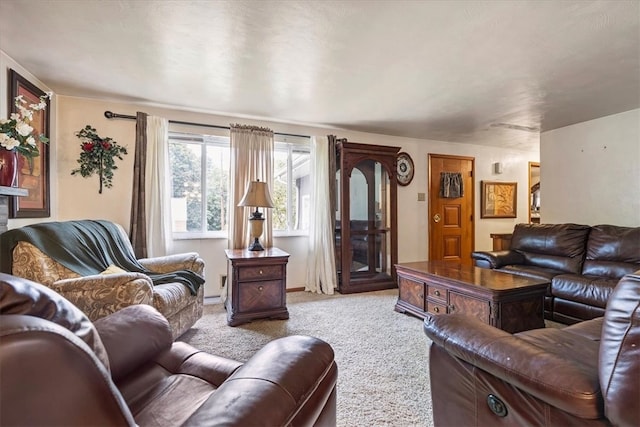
[
  {"x1": 424, "y1": 314, "x2": 602, "y2": 419},
  {"x1": 138, "y1": 253, "x2": 205, "y2": 275},
  {"x1": 0, "y1": 314, "x2": 136, "y2": 426},
  {"x1": 471, "y1": 250, "x2": 524, "y2": 269},
  {"x1": 94, "y1": 305, "x2": 173, "y2": 382},
  {"x1": 184, "y1": 335, "x2": 338, "y2": 427},
  {"x1": 50, "y1": 274, "x2": 154, "y2": 321}
]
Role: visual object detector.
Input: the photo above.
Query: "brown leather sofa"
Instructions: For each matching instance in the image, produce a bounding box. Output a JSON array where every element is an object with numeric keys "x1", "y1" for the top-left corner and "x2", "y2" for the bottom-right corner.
[
  {"x1": 472, "y1": 223, "x2": 640, "y2": 323},
  {"x1": 0, "y1": 273, "x2": 338, "y2": 426},
  {"x1": 424, "y1": 270, "x2": 640, "y2": 427}
]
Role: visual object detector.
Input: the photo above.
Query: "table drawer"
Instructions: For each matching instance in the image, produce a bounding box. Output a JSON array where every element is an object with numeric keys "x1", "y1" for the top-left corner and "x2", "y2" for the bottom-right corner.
[
  {"x1": 427, "y1": 284, "x2": 447, "y2": 303},
  {"x1": 238, "y1": 265, "x2": 282, "y2": 281},
  {"x1": 426, "y1": 300, "x2": 448, "y2": 316},
  {"x1": 238, "y1": 280, "x2": 284, "y2": 312}
]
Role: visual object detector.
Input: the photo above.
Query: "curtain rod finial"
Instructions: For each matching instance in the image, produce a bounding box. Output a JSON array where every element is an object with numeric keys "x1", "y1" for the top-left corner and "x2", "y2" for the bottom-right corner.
[{"x1": 104, "y1": 111, "x2": 114, "y2": 119}]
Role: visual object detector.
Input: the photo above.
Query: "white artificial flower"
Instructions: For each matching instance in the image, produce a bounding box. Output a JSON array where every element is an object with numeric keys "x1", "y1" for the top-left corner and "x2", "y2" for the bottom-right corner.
[
  {"x1": 0, "y1": 119, "x2": 8, "y2": 125},
  {"x1": 10, "y1": 113, "x2": 20, "y2": 121},
  {"x1": 15, "y1": 121, "x2": 33, "y2": 137},
  {"x1": 26, "y1": 136, "x2": 36, "y2": 146},
  {"x1": 0, "y1": 135, "x2": 20, "y2": 150},
  {"x1": 18, "y1": 106, "x2": 33, "y2": 120},
  {"x1": 14, "y1": 95, "x2": 25, "y2": 104}
]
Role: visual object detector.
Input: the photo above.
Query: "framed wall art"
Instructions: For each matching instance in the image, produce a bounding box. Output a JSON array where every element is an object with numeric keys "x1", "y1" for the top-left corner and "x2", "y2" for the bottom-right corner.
[
  {"x1": 8, "y1": 69, "x2": 50, "y2": 218},
  {"x1": 481, "y1": 181, "x2": 517, "y2": 218}
]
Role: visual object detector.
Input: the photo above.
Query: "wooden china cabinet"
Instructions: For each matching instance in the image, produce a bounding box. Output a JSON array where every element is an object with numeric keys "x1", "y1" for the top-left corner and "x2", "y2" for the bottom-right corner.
[{"x1": 335, "y1": 141, "x2": 399, "y2": 293}]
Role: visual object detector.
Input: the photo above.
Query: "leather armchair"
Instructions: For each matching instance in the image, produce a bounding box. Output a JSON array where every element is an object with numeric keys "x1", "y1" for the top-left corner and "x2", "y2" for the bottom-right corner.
[
  {"x1": 0, "y1": 273, "x2": 338, "y2": 426},
  {"x1": 423, "y1": 270, "x2": 639, "y2": 427}
]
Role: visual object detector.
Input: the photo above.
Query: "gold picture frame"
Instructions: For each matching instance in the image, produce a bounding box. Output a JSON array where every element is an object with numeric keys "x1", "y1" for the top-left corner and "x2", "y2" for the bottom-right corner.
[{"x1": 481, "y1": 181, "x2": 517, "y2": 218}]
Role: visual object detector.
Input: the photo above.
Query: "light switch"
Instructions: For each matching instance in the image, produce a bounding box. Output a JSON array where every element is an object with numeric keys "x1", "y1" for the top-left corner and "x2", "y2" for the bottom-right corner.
[{"x1": 417, "y1": 192, "x2": 426, "y2": 201}]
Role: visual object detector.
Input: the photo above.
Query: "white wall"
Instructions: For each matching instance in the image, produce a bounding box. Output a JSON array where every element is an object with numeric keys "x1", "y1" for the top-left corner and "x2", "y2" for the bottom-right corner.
[
  {"x1": 541, "y1": 109, "x2": 640, "y2": 226},
  {"x1": 52, "y1": 95, "x2": 537, "y2": 296}
]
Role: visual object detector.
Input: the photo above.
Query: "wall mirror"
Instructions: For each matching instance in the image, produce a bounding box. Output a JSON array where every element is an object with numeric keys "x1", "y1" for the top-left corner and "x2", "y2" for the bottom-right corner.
[{"x1": 528, "y1": 162, "x2": 540, "y2": 223}]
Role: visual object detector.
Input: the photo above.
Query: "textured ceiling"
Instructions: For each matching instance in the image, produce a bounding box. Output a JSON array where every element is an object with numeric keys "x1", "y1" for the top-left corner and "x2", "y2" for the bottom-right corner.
[{"x1": 1, "y1": 0, "x2": 638, "y2": 151}]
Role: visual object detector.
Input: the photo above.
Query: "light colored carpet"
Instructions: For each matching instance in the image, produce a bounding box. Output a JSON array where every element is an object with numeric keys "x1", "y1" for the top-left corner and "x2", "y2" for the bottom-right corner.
[{"x1": 180, "y1": 289, "x2": 434, "y2": 427}]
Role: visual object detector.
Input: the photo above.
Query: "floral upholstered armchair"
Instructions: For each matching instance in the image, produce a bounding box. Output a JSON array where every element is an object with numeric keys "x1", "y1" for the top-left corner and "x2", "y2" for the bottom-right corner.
[{"x1": 0, "y1": 220, "x2": 204, "y2": 339}]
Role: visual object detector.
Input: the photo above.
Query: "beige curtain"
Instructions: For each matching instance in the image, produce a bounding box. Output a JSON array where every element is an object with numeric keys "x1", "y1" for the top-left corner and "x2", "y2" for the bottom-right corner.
[
  {"x1": 228, "y1": 124, "x2": 274, "y2": 250},
  {"x1": 305, "y1": 135, "x2": 337, "y2": 294},
  {"x1": 145, "y1": 116, "x2": 172, "y2": 257}
]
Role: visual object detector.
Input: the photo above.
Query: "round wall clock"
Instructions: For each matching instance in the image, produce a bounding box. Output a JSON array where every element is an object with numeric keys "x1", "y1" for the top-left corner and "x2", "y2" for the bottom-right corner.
[{"x1": 396, "y1": 152, "x2": 414, "y2": 186}]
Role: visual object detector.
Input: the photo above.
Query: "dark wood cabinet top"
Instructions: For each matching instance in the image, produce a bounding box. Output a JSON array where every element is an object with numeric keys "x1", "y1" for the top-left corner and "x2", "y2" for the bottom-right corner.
[
  {"x1": 396, "y1": 261, "x2": 548, "y2": 293},
  {"x1": 225, "y1": 247, "x2": 289, "y2": 261}
]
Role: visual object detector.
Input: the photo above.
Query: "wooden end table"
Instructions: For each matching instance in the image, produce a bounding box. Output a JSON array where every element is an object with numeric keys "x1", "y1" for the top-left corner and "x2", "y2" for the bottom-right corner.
[
  {"x1": 394, "y1": 261, "x2": 548, "y2": 333},
  {"x1": 224, "y1": 247, "x2": 290, "y2": 326}
]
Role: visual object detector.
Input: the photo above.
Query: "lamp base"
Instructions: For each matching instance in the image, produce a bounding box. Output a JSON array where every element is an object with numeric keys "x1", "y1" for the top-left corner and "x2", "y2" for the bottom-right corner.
[{"x1": 248, "y1": 237, "x2": 265, "y2": 251}]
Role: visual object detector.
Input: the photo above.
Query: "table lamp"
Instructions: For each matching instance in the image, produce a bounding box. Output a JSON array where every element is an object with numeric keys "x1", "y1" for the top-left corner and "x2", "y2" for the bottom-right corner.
[{"x1": 238, "y1": 179, "x2": 274, "y2": 251}]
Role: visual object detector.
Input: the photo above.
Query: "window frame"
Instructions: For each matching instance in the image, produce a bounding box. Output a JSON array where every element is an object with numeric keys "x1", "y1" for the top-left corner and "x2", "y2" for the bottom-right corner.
[{"x1": 168, "y1": 129, "x2": 310, "y2": 240}]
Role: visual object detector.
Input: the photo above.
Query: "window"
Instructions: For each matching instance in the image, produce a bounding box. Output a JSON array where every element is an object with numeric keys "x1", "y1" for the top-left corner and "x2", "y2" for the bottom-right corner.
[
  {"x1": 273, "y1": 140, "x2": 311, "y2": 233},
  {"x1": 168, "y1": 132, "x2": 230, "y2": 236},
  {"x1": 168, "y1": 131, "x2": 310, "y2": 237}
]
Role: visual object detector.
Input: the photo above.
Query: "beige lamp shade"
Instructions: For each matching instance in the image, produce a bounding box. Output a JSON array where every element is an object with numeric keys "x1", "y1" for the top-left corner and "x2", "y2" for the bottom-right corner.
[
  {"x1": 238, "y1": 180, "x2": 273, "y2": 251},
  {"x1": 238, "y1": 180, "x2": 274, "y2": 208}
]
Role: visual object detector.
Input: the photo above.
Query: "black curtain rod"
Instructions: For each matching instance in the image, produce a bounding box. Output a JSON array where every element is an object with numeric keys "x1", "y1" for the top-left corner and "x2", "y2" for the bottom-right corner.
[{"x1": 104, "y1": 111, "x2": 310, "y2": 139}]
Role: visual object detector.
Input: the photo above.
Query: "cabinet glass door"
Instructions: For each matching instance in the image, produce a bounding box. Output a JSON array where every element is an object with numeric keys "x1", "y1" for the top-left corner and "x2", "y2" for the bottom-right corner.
[{"x1": 349, "y1": 160, "x2": 390, "y2": 278}]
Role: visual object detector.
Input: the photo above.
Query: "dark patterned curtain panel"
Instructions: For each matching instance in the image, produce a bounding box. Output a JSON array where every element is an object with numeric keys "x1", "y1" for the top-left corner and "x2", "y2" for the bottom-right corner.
[
  {"x1": 327, "y1": 134, "x2": 337, "y2": 237},
  {"x1": 129, "y1": 111, "x2": 148, "y2": 258}
]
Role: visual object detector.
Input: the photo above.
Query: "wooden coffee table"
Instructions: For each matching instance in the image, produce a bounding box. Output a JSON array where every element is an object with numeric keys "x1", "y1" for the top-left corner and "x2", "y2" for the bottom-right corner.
[{"x1": 394, "y1": 261, "x2": 548, "y2": 333}]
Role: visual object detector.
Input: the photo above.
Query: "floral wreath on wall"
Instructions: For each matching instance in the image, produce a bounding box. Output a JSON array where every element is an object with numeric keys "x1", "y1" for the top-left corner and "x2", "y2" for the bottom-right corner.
[{"x1": 71, "y1": 125, "x2": 128, "y2": 194}]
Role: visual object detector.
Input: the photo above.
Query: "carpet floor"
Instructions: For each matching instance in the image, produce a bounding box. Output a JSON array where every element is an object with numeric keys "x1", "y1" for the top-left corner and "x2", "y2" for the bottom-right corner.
[{"x1": 180, "y1": 289, "x2": 434, "y2": 427}]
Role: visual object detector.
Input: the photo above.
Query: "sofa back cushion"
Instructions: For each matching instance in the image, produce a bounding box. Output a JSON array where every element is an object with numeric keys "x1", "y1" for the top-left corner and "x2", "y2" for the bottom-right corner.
[
  {"x1": 0, "y1": 273, "x2": 110, "y2": 372},
  {"x1": 599, "y1": 271, "x2": 640, "y2": 426},
  {"x1": 582, "y1": 225, "x2": 640, "y2": 279},
  {"x1": 510, "y1": 223, "x2": 591, "y2": 274}
]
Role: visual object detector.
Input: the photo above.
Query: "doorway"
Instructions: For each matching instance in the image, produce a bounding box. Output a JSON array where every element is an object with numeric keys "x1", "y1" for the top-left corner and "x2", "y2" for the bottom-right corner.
[
  {"x1": 528, "y1": 162, "x2": 540, "y2": 223},
  {"x1": 428, "y1": 154, "x2": 475, "y2": 265}
]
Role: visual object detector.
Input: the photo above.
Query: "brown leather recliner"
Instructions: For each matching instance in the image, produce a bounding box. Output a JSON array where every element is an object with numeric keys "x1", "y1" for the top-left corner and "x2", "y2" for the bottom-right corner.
[
  {"x1": 0, "y1": 273, "x2": 338, "y2": 426},
  {"x1": 423, "y1": 270, "x2": 640, "y2": 427}
]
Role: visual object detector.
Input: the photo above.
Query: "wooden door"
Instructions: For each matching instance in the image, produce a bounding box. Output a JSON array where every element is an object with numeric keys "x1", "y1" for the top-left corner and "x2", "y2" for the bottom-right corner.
[{"x1": 428, "y1": 154, "x2": 474, "y2": 265}]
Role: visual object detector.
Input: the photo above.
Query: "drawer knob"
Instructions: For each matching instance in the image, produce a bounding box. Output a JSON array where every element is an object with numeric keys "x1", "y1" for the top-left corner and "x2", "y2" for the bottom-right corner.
[
  {"x1": 258, "y1": 286, "x2": 264, "y2": 291},
  {"x1": 434, "y1": 307, "x2": 440, "y2": 313},
  {"x1": 259, "y1": 270, "x2": 263, "y2": 275},
  {"x1": 434, "y1": 290, "x2": 440, "y2": 296}
]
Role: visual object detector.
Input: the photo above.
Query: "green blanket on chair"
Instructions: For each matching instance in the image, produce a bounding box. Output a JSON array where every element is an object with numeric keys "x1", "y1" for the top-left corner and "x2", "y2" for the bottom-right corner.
[{"x1": 0, "y1": 220, "x2": 203, "y2": 295}]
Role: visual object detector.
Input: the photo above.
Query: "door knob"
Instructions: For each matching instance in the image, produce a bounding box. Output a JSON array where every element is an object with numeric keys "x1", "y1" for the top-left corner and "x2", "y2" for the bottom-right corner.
[{"x1": 433, "y1": 214, "x2": 441, "y2": 223}]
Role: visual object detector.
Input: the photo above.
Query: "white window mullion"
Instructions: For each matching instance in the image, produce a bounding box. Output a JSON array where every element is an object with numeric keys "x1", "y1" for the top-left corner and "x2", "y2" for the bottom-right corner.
[
  {"x1": 287, "y1": 145, "x2": 294, "y2": 231},
  {"x1": 200, "y1": 141, "x2": 207, "y2": 233}
]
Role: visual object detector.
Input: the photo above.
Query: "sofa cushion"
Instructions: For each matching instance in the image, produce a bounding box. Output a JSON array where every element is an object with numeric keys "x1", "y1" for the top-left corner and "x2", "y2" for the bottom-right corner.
[
  {"x1": 582, "y1": 225, "x2": 640, "y2": 279},
  {"x1": 498, "y1": 265, "x2": 561, "y2": 282},
  {"x1": 510, "y1": 223, "x2": 591, "y2": 274},
  {"x1": 552, "y1": 274, "x2": 618, "y2": 309},
  {"x1": 153, "y1": 283, "x2": 196, "y2": 318}
]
